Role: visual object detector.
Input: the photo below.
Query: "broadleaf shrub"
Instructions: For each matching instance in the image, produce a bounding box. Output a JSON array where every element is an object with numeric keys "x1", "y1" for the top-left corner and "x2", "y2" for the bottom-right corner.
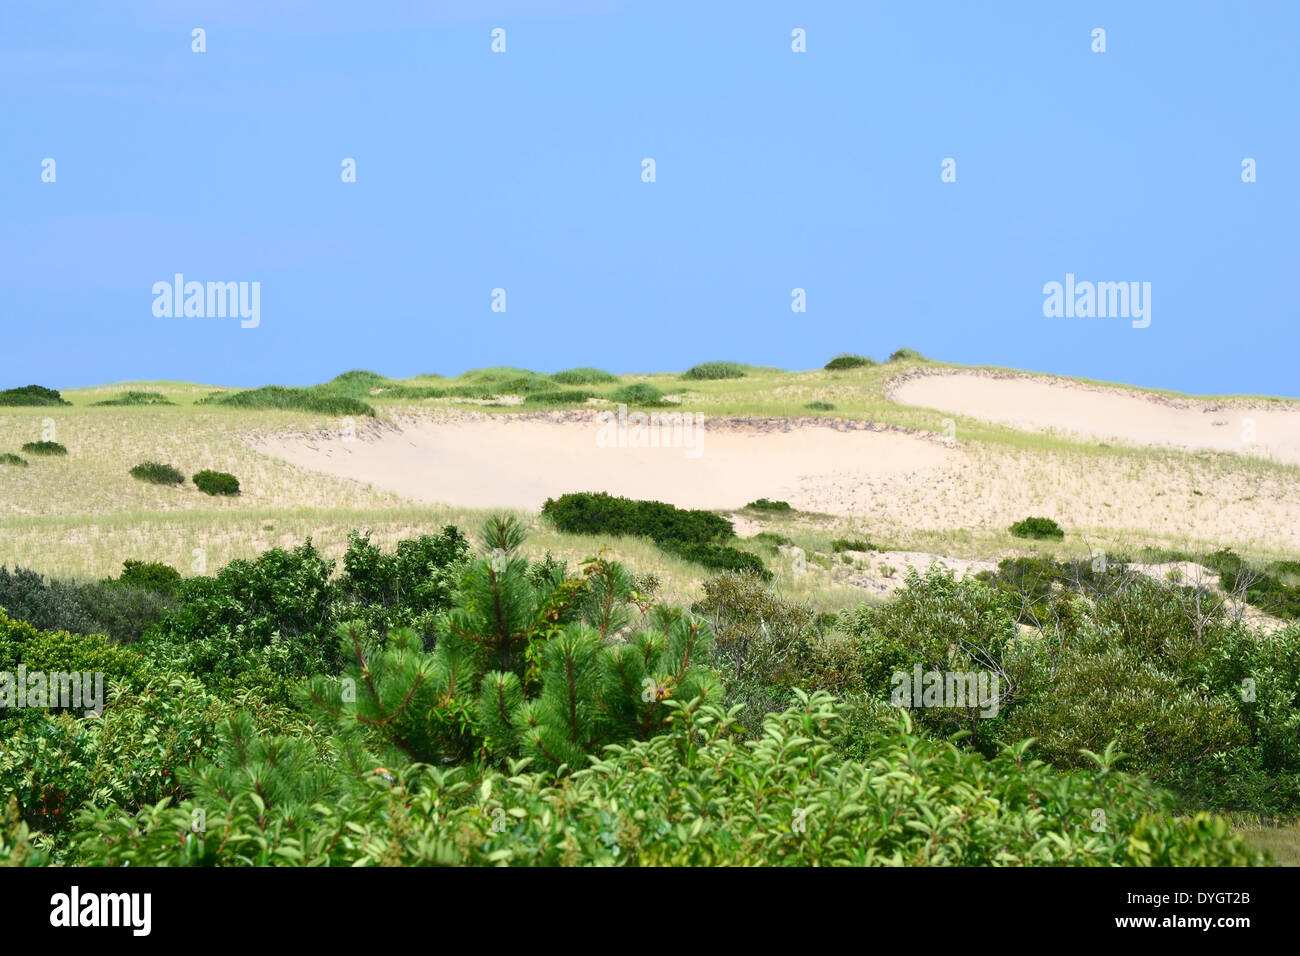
[
  {"x1": 1009, "y1": 516, "x2": 1064, "y2": 540},
  {"x1": 193, "y1": 469, "x2": 240, "y2": 496},
  {"x1": 129, "y1": 461, "x2": 185, "y2": 485}
]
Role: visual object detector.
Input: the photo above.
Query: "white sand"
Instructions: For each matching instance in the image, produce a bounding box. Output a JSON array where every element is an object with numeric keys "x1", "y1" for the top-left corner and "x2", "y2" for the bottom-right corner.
[
  {"x1": 890, "y1": 370, "x2": 1300, "y2": 465},
  {"x1": 248, "y1": 411, "x2": 953, "y2": 513}
]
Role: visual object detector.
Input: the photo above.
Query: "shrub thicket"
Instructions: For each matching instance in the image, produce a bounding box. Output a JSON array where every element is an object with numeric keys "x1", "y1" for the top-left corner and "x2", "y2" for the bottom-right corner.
[
  {"x1": 746, "y1": 498, "x2": 791, "y2": 512},
  {"x1": 682, "y1": 362, "x2": 746, "y2": 380},
  {"x1": 20, "y1": 441, "x2": 66, "y2": 456},
  {"x1": 552, "y1": 367, "x2": 618, "y2": 385},
  {"x1": 0, "y1": 385, "x2": 70, "y2": 406},
  {"x1": 609, "y1": 382, "x2": 666, "y2": 405},
  {"x1": 92, "y1": 391, "x2": 174, "y2": 406},
  {"x1": 193, "y1": 469, "x2": 240, "y2": 496},
  {"x1": 1009, "y1": 516, "x2": 1064, "y2": 539},
  {"x1": 129, "y1": 461, "x2": 185, "y2": 485},
  {"x1": 824, "y1": 354, "x2": 874, "y2": 371}
]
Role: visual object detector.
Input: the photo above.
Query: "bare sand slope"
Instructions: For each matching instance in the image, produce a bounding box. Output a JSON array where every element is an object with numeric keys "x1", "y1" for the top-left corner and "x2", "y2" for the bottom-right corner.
[
  {"x1": 248, "y1": 411, "x2": 953, "y2": 513},
  {"x1": 891, "y1": 371, "x2": 1300, "y2": 465}
]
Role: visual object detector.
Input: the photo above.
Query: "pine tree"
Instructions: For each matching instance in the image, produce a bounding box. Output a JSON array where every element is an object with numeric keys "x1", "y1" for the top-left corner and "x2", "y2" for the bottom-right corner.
[{"x1": 301, "y1": 516, "x2": 722, "y2": 773}]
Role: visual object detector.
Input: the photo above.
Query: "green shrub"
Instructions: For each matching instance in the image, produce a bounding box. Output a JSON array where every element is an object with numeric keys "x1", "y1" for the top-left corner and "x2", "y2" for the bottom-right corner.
[
  {"x1": 682, "y1": 362, "x2": 746, "y2": 380},
  {"x1": 660, "y1": 541, "x2": 771, "y2": 580},
  {"x1": 542, "y1": 491, "x2": 734, "y2": 545},
  {"x1": 92, "y1": 391, "x2": 174, "y2": 406},
  {"x1": 1009, "y1": 516, "x2": 1064, "y2": 540},
  {"x1": 888, "y1": 348, "x2": 926, "y2": 362},
  {"x1": 552, "y1": 367, "x2": 617, "y2": 385},
  {"x1": 805, "y1": 401, "x2": 835, "y2": 411},
  {"x1": 832, "y1": 537, "x2": 873, "y2": 552},
  {"x1": 112, "y1": 560, "x2": 183, "y2": 599},
  {"x1": 0, "y1": 566, "x2": 174, "y2": 644},
  {"x1": 609, "y1": 382, "x2": 665, "y2": 405},
  {"x1": 193, "y1": 469, "x2": 240, "y2": 496},
  {"x1": 206, "y1": 386, "x2": 375, "y2": 417},
  {"x1": 0, "y1": 385, "x2": 70, "y2": 407},
  {"x1": 20, "y1": 441, "x2": 66, "y2": 456},
  {"x1": 523, "y1": 390, "x2": 594, "y2": 405},
  {"x1": 746, "y1": 498, "x2": 791, "y2": 512},
  {"x1": 60, "y1": 692, "x2": 1262, "y2": 867},
  {"x1": 129, "y1": 461, "x2": 185, "y2": 485},
  {"x1": 0, "y1": 453, "x2": 26, "y2": 467},
  {"x1": 824, "y1": 354, "x2": 874, "y2": 371}
]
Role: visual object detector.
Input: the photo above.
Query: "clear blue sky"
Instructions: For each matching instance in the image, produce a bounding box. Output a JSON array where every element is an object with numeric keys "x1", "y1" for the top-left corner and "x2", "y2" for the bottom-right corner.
[{"x1": 3, "y1": 1, "x2": 1297, "y2": 395}]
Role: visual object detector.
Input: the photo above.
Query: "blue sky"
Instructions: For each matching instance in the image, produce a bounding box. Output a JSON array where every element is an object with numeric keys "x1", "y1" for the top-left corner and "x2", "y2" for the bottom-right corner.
[{"x1": 3, "y1": 1, "x2": 1297, "y2": 395}]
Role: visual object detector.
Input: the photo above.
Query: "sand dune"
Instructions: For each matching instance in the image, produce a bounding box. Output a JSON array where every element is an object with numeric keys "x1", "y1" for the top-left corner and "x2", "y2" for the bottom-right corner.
[
  {"x1": 248, "y1": 410, "x2": 953, "y2": 514},
  {"x1": 890, "y1": 370, "x2": 1300, "y2": 465}
]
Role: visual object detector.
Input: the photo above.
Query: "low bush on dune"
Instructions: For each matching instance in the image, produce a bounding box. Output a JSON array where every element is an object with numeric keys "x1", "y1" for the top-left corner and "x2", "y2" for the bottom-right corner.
[
  {"x1": 888, "y1": 348, "x2": 927, "y2": 362},
  {"x1": 609, "y1": 382, "x2": 666, "y2": 405},
  {"x1": 1009, "y1": 516, "x2": 1064, "y2": 540},
  {"x1": 113, "y1": 560, "x2": 184, "y2": 599},
  {"x1": 20, "y1": 441, "x2": 66, "y2": 456},
  {"x1": 92, "y1": 391, "x2": 174, "y2": 406},
  {"x1": 129, "y1": 461, "x2": 185, "y2": 486},
  {"x1": 682, "y1": 361, "x2": 746, "y2": 380},
  {"x1": 523, "y1": 390, "x2": 595, "y2": 405},
  {"x1": 542, "y1": 491, "x2": 770, "y2": 580},
  {"x1": 746, "y1": 498, "x2": 791, "y2": 512},
  {"x1": 832, "y1": 537, "x2": 872, "y2": 552},
  {"x1": 824, "y1": 353, "x2": 874, "y2": 371},
  {"x1": 193, "y1": 469, "x2": 240, "y2": 496},
  {"x1": 204, "y1": 385, "x2": 375, "y2": 417},
  {"x1": 543, "y1": 491, "x2": 734, "y2": 544},
  {"x1": 0, "y1": 453, "x2": 26, "y2": 467},
  {"x1": 805, "y1": 400, "x2": 835, "y2": 411},
  {"x1": 0, "y1": 385, "x2": 70, "y2": 407},
  {"x1": 552, "y1": 367, "x2": 618, "y2": 385}
]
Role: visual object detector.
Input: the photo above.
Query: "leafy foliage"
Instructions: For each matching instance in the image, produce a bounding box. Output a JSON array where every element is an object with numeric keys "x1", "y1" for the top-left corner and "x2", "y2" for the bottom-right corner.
[
  {"x1": 192, "y1": 469, "x2": 240, "y2": 496},
  {"x1": 0, "y1": 385, "x2": 70, "y2": 406},
  {"x1": 824, "y1": 354, "x2": 874, "y2": 370},
  {"x1": 1009, "y1": 515, "x2": 1064, "y2": 539},
  {"x1": 129, "y1": 461, "x2": 185, "y2": 485},
  {"x1": 682, "y1": 362, "x2": 746, "y2": 380}
]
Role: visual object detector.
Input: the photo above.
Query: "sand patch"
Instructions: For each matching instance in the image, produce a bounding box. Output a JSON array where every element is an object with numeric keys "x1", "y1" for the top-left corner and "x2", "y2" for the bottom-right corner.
[
  {"x1": 890, "y1": 370, "x2": 1300, "y2": 465},
  {"x1": 247, "y1": 410, "x2": 954, "y2": 514}
]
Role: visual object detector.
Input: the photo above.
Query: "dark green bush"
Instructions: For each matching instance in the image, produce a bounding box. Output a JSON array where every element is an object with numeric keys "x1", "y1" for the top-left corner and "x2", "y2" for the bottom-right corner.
[
  {"x1": 746, "y1": 498, "x2": 791, "y2": 512},
  {"x1": 682, "y1": 362, "x2": 746, "y2": 380},
  {"x1": 0, "y1": 453, "x2": 26, "y2": 467},
  {"x1": 193, "y1": 469, "x2": 240, "y2": 496},
  {"x1": 0, "y1": 566, "x2": 174, "y2": 644},
  {"x1": 552, "y1": 367, "x2": 617, "y2": 385},
  {"x1": 523, "y1": 390, "x2": 594, "y2": 405},
  {"x1": 129, "y1": 461, "x2": 185, "y2": 485},
  {"x1": 1009, "y1": 516, "x2": 1064, "y2": 540},
  {"x1": 888, "y1": 348, "x2": 926, "y2": 362},
  {"x1": 832, "y1": 537, "x2": 873, "y2": 552},
  {"x1": 661, "y1": 541, "x2": 771, "y2": 580},
  {"x1": 824, "y1": 354, "x2": 874, "y2": 371},
  {"x1": 0, "y1": 385, "x2": 70, "y2": 406},
  {"x1": 206, "y1": 386, "x2": 375, "y2": 417},
  {"x1": 542, "y1": 492, "x2": 734, "y2": 545},
  {"x1": 92, "y1": 391, "x2": 174, "y2": 406},
  {"x1": 112, "y1": 560, "x2": 183, "y2": 599},
  {"x1": 609, "y1": 382, "x2": 666, "y2": 405},
  {"x1": 20, "y1": 441, "x2": 66, "y2": 456}
]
